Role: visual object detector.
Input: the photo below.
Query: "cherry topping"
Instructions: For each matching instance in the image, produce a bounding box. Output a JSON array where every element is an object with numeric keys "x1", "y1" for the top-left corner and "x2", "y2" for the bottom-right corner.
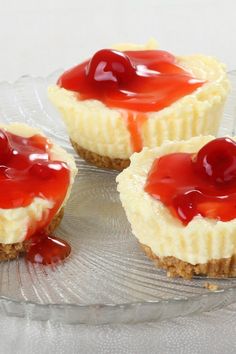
[
  {"x1": 0, "y1": 129, "x2": 70, "y2": 223},
  {"x1": 145, "y1": 138, "x2": 236, "y2": 225},
  {"x1": 58, "y1": 49, "x2": 205, "y2": 113},
  {"x1": 86, "y1": 49, "x2": 136, "y2": 86},
  {"x1": 194, "y1": 137, "x2": 236, "y2": 184},
  {"x1": 26, "y1": 231, "x2": 71, "y2": 265},
  {"x1": 0, "y1": 129, "x2": 12, "y2": 163}
]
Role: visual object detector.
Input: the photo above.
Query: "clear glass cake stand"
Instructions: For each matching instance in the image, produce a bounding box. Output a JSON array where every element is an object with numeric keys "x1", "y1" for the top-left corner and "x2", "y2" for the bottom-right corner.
[{"x1": 0, "y1": 71, "x2": 235, "y2": 325}]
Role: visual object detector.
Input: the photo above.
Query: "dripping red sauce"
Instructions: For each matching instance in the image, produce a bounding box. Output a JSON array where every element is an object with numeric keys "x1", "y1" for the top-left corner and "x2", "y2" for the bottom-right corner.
[
  {"x1": 26, "y1": 231, "x2": 71, "y2": 265},
  {"x1": 58, "y1": 49, "x2": 205, "y2": 153},
  {"x1": 145, "y1": 138, "x2": 236, "y2": 225},
  {"x1": 0, "y1": 129, "x2": 71, "y2": 264}
]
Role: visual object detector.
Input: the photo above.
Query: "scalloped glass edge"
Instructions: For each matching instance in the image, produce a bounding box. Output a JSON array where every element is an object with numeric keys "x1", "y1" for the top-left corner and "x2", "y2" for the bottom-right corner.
[{"x1": 0, "y1": 71, "x2": 235, "y2": 325}]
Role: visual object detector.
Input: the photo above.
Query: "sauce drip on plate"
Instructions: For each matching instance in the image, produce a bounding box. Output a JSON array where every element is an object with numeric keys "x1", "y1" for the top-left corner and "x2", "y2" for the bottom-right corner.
[{"x1": 26, "y1": 231, "x2": 71, "y2": 265}]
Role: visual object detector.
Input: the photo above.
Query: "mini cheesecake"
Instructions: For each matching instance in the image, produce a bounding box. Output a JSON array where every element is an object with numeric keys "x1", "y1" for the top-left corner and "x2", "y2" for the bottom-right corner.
[
  {"x1": 0, "y1": 123, "x2": 77, "y2": 261},
  {"x1": 117, "y1": 136, "x2": 236, "y2": 279},
  {"x1": 48, "y1": 40, "x2": 229, "y2": 170}
]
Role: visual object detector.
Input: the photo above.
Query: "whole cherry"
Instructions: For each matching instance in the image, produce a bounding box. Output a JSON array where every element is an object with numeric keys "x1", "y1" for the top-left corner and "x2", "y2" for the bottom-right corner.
[
  {"x1": 194, "y1": 137, "x2": 236, "y2": 184},
  {"x1": 86, "y1": 49, "x2": 136, "y2": 86},
  {"x1": 0, "y1": 129, "x2": 12, "y2": 164}
]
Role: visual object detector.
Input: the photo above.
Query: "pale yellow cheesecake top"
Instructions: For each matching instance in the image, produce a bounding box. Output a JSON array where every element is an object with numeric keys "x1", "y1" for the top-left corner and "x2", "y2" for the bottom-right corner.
[
  {"x1": 117, "y1": 136, "x2": 236, "y2": 265},
  {"x1": 48, "y1": 41, "x2": 229, "y2": 160},
  {"x1": 0, "y1": 123, "x2": 77, "y2": 244}
]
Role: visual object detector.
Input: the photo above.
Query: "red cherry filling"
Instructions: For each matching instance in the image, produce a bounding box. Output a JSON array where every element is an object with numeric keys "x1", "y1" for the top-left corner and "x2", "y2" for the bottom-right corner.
[
  {"x1": 145, "y1": 138, "x2": 236, "y2": 225},
  {"x1": 86, "y1": 49, "x2": 136, "y2": 86},
  {"x1": 194, "y1": 137, "x2": 236, "y2": 184}
]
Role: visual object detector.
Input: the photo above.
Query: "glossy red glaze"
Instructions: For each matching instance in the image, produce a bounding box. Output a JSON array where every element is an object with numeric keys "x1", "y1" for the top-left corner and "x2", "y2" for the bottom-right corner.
[
  {"x1": 0, "y1": 128, "x2": 70, "y2": 235},
  {"x1": 58, "y1": 49, "x2": 205, "y2": 113},
  {"x1": 145, "y1": 138, "x2": 236, "y2": 225},
  {"x1": 26, "y1": 231, "x2": 71, "y2": 265}
]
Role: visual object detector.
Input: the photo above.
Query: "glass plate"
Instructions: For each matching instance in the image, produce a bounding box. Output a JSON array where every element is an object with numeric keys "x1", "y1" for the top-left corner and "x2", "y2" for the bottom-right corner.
[{"x1": 0, "y1": 71, "x2": 236, "y2": 325}]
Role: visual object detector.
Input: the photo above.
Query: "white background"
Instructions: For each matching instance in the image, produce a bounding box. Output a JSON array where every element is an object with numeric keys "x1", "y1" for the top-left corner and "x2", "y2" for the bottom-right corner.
[
  {"x1": 1, "y1": 1, "x2": 236, "y2": 353},
  {"x1": 0, "y1": 0, "x2": 236, "y2": 81}
]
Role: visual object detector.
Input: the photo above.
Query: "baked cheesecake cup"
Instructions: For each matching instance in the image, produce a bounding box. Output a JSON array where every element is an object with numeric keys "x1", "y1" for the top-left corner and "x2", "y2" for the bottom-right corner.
[
  {"x1": 117, "y1": 136, "x2": 236, "y2": 279},
  {"x1": 48, "y1": 41, "x2": 229, "y2": 170},
  {"x1": 0, "y1": 123, "x2": 77, "y2": 263}
]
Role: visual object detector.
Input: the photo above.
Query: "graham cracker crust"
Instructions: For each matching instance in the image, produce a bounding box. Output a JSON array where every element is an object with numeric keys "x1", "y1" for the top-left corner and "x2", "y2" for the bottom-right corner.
[
  {"x1": 70, "y1": 140, "x2": 130, "y2": 171},
  {"x1": 0, "y1": 208, "x2": 64, "y2": 262},
  {"x1": 141, "y1": 243, "x2": 236, "y2": 279}
]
